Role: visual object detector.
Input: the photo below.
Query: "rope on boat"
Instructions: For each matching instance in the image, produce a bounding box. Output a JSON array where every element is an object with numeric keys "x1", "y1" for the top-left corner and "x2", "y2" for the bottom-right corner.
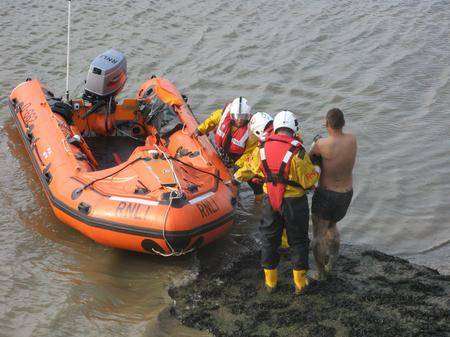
[
  {"x1": 71, "y1": 156, "x2": 143, "y2": 199},
  {"x1": 151, "y1": 190, "x2": 195, "y2": 257},
  {"x1": 153, "y1": 144, "x2": 187, "y2": 256},
  {"x1": 168, "y1": 155, "x2": 224, "y2": 182},
  {"x1": 154, "y1": 144, "x2": 184, "y2": 194}
]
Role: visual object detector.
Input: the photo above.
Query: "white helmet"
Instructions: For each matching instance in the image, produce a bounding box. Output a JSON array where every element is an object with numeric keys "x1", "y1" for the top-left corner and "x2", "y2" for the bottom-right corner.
[
  {"x1": 273, "y1": 110, "x2": 299, "y2": 133},
  {"x1": 229, "y1": 97, "x2": 251, "y2": 121},
  {"x1": 249, "y1": 112, "x2": 273, "y2": 141}
]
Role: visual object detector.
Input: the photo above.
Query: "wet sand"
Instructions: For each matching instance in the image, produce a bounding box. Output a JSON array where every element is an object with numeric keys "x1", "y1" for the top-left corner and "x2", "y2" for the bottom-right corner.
[{"x1": 170, "y1": 238, "x2": 450, "y2": 337}]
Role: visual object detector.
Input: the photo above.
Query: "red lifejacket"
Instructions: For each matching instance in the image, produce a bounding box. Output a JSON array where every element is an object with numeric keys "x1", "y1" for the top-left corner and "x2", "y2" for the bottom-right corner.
[
  {"x1": 214, "y1": 105, "x2": 250, "y2": 158},
  {"x1": 260, "y1": 133, "x2": 304, "y2": 211}
]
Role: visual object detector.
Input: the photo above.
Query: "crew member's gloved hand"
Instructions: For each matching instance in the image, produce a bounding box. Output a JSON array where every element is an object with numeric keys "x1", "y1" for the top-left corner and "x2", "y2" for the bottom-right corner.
[
  {"x1": 314, "y1": 165, "x2": 321, "y2": 175},
  {"x1": 232, "y1": 172, "x2": 242, "y2": 185},
  {"x1": 193, "y1": 129, "x2": 203, "y2": 138},
  {"x1": 313, "y1": 166, "x2": 321, "y2": 190},
  {"x1": 310, "y1": 134, "x2": 323, "y2": 153}
]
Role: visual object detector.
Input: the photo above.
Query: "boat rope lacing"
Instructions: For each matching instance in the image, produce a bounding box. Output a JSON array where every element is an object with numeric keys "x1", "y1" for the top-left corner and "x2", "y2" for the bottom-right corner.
[
  {"x1": 168, "y1": 155, "x2": 224, "y2": 182},
  {"x1": 154, "y1": 144, "x2": 183, "y2": 194},
  {"x1": 150, "y1": 190, "x2": 195, "y2": 257},
  {"x1": 71, "y1": 156, "x2": 143, "y2": 199},
  {"x1": 153, "y1": 144, "x2": 194, "y2": 256}
]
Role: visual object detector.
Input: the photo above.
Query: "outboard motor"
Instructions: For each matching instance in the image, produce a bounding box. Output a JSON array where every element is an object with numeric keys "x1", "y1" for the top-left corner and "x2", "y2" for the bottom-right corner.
[{"x1": 82, "y1": 49, "x2": 127, "y2": 119}]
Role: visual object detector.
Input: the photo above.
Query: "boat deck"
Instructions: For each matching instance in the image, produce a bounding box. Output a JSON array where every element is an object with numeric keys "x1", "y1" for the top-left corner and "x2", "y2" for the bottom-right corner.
[{"x1": 84, "y1": 136, "x2": 144, "y2": 170}]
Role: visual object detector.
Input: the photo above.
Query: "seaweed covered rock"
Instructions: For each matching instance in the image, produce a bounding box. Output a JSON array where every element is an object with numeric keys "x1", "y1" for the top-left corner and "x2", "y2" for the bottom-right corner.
[{"x1": 169, "y1": 240, "x2": 449, "y2": 337}]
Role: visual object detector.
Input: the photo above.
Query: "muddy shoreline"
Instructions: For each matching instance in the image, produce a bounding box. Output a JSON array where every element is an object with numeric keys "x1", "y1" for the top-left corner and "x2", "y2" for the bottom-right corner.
[{"x1": 169, "y1": 238, "x2": 449, "y2": 337}]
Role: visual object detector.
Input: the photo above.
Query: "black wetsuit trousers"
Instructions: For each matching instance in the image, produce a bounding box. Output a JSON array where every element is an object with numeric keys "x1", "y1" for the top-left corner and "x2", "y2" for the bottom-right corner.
[{"x1": 259, "y1": 195, "x2": 310, "y2": 270}]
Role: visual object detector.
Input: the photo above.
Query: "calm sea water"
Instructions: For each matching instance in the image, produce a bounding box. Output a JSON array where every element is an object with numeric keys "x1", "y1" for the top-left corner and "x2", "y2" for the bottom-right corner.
[{"x1": 1, "y1": 0, "x2": 449, "y2": 336}]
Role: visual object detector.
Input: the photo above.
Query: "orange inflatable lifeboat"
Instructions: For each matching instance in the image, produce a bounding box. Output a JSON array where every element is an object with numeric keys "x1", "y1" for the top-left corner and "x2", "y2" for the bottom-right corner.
[{"x1": 8, "y1": 76, "x2": 237, "y2": 256}]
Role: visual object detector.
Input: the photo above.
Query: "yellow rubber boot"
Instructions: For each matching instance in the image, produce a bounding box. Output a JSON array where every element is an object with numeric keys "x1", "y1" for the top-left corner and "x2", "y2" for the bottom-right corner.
[
  {"x1": 264, "y1": 269, "x2": 278, "y2": 293},
  {"x1": 281, "y1": 229, "x2": 289, "y2": 249},
  {"x1": 293, "y1": 269, "x2": 309, "y2": 294}
]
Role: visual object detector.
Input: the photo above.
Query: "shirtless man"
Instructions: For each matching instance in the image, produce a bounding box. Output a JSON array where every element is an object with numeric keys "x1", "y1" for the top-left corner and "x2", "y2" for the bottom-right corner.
[{"x1": 309, "y1": 108, "x2": 357, "y2": 279}]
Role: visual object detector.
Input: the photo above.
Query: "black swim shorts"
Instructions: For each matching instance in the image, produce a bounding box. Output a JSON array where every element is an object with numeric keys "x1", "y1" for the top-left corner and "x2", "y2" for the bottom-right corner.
[{"x1": 312, "y1": 187, "x2": 353, "y2": 223}]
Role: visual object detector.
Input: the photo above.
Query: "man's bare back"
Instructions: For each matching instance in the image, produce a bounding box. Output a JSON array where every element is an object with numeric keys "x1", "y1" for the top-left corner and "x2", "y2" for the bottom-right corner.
[
  {"x1": 313, "y1": 132, "x2": 357, "y2": 192},
  {"x1": 309, "y1": 108, "x2": 357, "y2": 280}
]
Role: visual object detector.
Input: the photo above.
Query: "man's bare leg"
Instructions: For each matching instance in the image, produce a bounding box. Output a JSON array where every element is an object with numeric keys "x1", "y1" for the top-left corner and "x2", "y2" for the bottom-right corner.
[
  {"x1": 324, "y1": 222, "x2": 340, "y2": 274},
  {"x1": 312, "y1": 214, "x2": 330, "y2": 280}
]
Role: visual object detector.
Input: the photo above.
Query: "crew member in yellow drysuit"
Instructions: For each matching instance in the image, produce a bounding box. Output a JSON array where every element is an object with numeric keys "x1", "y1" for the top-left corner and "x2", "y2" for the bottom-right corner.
[
  {"x1": 194, "y1": 97, "x2": 262, "y2": 199},
  {"x1": 234, "y1": 110, "x2": 320, "y2": 294}
]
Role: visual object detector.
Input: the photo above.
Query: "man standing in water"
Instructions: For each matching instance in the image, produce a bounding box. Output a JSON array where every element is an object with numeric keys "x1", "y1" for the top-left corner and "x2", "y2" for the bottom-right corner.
[{"x1": 309, "y1": 108, "x2": 357, "y2": 280}]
